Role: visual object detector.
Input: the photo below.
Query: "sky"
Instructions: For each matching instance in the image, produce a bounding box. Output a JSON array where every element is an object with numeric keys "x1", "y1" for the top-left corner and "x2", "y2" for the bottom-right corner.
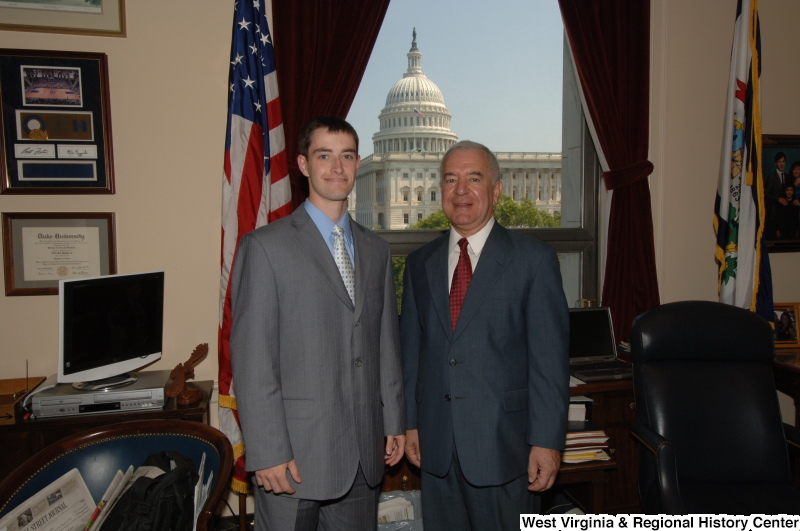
[{"x1": 346, "y1": 0, "x2": 565, "y2": 158}]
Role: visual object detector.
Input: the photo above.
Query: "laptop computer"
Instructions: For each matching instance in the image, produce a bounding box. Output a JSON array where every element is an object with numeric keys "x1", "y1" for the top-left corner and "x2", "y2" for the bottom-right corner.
[{"x1": 569, "y1": 307, "x2": 632, "y2": 382}]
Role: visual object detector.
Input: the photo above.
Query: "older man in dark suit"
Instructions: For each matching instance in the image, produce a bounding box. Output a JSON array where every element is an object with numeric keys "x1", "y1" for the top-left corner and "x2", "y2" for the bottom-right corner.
[{"x1": 401, "y1": 140, "x2": 570, "y2": 530}]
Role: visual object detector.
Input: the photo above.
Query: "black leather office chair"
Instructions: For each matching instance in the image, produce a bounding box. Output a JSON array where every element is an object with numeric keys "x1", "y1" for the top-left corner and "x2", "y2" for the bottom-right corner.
[
  {"x1": 630, "y1": 300, "x2": 800, "y2": 514},
  {"x1": 0, "y1": 419, "x2": 233, "y2": 530}
]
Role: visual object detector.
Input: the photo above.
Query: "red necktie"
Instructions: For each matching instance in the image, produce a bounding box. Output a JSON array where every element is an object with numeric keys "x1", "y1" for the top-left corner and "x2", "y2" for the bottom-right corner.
[{"x1": 450, "y1": 238, "x2": 472, "y2": 331}]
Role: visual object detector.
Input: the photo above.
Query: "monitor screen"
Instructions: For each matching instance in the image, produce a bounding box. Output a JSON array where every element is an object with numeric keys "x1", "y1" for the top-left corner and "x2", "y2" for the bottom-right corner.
[{"x1": 58, "y1": 271, "x2": 165, "y2": 385}]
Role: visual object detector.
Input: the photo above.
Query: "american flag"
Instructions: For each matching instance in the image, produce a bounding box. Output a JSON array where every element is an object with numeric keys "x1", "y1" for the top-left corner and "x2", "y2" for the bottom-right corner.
[
  {"x1": 714, "y1": 0, "x2": 772, "y2": 319},
  {"x1": 413, "y1": 108, "x2": 425, "y2": 118},
  {"x1": 219, "y1": 0, "x2": 293, "y2": 493}
]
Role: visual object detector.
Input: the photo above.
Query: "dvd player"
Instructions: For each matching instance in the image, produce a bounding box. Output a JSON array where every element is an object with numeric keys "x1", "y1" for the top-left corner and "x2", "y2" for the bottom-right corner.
[{"x1": 32, "y1": 370, "x2": 170, "y2": 418}]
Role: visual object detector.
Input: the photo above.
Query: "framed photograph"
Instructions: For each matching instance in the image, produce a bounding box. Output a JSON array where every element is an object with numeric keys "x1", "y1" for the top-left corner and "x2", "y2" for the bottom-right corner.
[
  {"x1": 0, "y1": 49, "x2": 115, "y2": 194},
  {"x1": 762, "y1": 134, "x2": 800, "y2": 253},
  {"x1": 774, "y1": 303, "x2": 800, "y2": 349},
  {"x1": 0, "y1": 0, "x2": 125, "y2": 37},
  {"x1": 2, "y1": 212, "x2": 116, "y2": 296}
]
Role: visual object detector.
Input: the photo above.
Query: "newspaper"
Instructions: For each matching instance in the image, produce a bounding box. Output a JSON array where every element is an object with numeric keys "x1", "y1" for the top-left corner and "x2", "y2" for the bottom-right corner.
[
  {"x1": 92, "y1": 465, "x2": 162, "y2": 531},
  {"x1": 88, "y1": 466, "x2": 133, "y2": 531},
  {"x1": 192, "y1": 452, "x2": 213, "y2": 530},
  {"x1": 378, "y1": 496, "x2": 415, "y2": 523},
  {"x1": 0, "y1": 468, "x2": 94, "y2": 531}
]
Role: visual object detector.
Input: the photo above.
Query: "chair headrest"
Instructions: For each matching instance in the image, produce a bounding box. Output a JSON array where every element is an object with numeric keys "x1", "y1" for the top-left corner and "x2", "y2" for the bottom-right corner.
[{"x1": 630, "y1": 300, "x2": 775, "y2": 364}]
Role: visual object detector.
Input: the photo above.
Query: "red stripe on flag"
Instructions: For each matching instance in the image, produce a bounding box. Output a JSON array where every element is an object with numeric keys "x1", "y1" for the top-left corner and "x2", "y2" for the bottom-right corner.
[
  {"x1": 267, "y1": 97, "x2": 283, "y2": 131},
  {"x1": 270, "y1": 150, "x2": 289, "y2": 185},
  {"x1": 236, "y1": 122, "x2": 266, "y2": 236},
  {"x1": 268, "y1": 200, "x2": 293, "y2": 223}
]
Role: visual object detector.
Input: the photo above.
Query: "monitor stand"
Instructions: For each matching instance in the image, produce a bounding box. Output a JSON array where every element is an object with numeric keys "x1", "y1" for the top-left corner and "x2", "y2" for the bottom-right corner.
[{"x1": 72, "y1": 373, "x2": 138, "y2": 392}]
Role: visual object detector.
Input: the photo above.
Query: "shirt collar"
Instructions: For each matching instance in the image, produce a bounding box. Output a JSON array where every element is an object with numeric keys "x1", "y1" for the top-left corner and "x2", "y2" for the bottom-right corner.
[
  {"x1": 304, "y1": 198, "x2": 353, "y2": 244},
  {"x1": 448, "y1": 217, "x2": 495, "y2": 257}
]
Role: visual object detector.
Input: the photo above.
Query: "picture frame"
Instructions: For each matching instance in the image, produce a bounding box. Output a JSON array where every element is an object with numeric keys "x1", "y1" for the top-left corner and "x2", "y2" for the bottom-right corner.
[
  {"x1": 2, "y1": 212, "x2": 116, "y2": 296},
  {"x1": 774, "y1": 302, "x2": 800, "y2": 349},
  {"x1": 762, "y1": 134, "x2": 800, "y2": 253},
  {"x1": 0, "y1": 49, "x2": 115, "y2": 194},
  {"x1": 0, "y1": 0, "x2": 125, "y2": 38}
]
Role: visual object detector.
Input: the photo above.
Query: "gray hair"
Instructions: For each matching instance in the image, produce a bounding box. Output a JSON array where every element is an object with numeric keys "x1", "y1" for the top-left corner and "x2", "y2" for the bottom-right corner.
[{"x1": 440, "y1": 140, "x2": 501, "y2": 183}]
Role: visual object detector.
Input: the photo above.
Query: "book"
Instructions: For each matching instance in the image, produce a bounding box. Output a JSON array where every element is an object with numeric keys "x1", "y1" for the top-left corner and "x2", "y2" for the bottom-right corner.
[{"x1": 563, "y1": 420, "x2": 610, "y2": 464}]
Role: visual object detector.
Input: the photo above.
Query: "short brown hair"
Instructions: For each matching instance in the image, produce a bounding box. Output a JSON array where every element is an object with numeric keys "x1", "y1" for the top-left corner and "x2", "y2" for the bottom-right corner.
[{"x1": 298, "y1": 116, "x2": 359, "y2": 157}]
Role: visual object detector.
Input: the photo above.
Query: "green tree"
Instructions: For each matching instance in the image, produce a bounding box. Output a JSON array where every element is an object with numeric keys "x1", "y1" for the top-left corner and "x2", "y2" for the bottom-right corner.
[
  {"x1": 407, "y1": 209, "x2": 451, "y2": 229},
  {"x1": 494, "y1": 195, "x2": 561, "y2": 228},
  {"x1": 406, "y1": 195, "x2": 560, "y2": 230}
]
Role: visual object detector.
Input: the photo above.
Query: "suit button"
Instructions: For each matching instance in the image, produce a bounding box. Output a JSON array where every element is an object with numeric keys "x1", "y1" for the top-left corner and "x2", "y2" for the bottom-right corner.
[
  {"x1": 355, "y1": 320, "x2": 360, "y2": 327},
  {"x1": 354, "y1": 359, "x2": 363, "y2": 367},
  {"x1": 444, "y1": 394, "x2": 451, "y2": 401},
  {"x1": 449, "y1": 358, "x2": 457, "y2": 367}
]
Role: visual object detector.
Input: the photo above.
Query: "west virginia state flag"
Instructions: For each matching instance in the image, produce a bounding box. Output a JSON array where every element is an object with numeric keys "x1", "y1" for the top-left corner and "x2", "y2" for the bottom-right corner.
[{"x1": 714, "y1": 0, "x2": 773, "y2": 320}]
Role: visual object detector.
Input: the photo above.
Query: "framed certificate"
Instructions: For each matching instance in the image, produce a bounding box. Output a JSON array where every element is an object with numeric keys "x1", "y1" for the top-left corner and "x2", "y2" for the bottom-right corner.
[
  {"x1": 0, "y1": 1, "x2": 125, "y2": 38},
  {"x1": 2, "y1": 212, "x2": 116, "y2": 296},
  {"x1": 0, "y1": 49, "x2": 115, "y2": 194}
]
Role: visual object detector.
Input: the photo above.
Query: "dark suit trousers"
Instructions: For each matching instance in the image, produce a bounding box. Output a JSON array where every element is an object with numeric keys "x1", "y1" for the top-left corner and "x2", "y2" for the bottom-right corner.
[
  {"x1": 421, "y1": 448, "x2": 540, "y2": 531},
  {"x1": 253, "y1": 465, "x2": 378, "y2": 531}
]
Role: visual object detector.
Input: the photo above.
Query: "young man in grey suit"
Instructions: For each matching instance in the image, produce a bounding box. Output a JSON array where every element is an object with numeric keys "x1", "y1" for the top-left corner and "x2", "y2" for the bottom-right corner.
[
  {"x1": 401, "y1": 140, "x2": 570, "y2": 530},
  {"x1": 230, "y1": 116, "x2": 405, "y2": 531}
]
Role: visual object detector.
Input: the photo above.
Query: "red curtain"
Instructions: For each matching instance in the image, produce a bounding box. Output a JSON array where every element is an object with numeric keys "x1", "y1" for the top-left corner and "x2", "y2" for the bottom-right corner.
[
  {"x1": 558, "y1": 0, "x2": 660, "y2": 342},
  {"x1": 272, "y1": 0, "x2": 391, "y2": 207}
]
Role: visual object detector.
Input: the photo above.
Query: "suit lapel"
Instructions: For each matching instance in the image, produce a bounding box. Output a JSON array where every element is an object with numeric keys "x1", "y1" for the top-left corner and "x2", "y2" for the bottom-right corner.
[
  {"x1": 351, "y1": 220, "x2": 372, "y2": 321},
  {"x1": 424, "y1": 235, "x2": 452, "y2": 337},
  {"x1": 291, "y1": 206, "x2": 355, "y2": 311},
  {"x1": 452, "y1": 224, "x2": 512, "y2": 339}
]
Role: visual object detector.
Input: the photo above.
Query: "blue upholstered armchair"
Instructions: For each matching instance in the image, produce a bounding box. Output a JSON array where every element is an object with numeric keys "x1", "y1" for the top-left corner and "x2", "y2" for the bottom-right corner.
[{"x1": 0, "y1": 419, "x2": 233, "y2": 530}]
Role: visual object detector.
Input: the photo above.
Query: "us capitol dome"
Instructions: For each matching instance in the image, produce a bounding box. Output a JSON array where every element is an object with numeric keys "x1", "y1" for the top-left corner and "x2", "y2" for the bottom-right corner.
[
  {"x1": 371, "y1": 28, "x2": 458, "y2": 155},
  {"x1": 353, "y1": 30, "x2": 561, "y2": 230}
]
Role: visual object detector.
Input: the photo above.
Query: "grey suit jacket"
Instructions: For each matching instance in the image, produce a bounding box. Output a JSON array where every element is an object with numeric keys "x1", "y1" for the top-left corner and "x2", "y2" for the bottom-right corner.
[
  {"x1": 401, "y1": 222, "x2": 569, "y2": 486},
  {"x1": 230, "y1": 204, "x2": 404, "y2": 500}
]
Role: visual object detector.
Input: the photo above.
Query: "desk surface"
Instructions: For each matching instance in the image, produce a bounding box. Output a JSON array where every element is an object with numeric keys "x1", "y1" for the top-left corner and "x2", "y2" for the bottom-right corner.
[{"x1": 775, "y1": 349, "x2": 800, "y2": 371}]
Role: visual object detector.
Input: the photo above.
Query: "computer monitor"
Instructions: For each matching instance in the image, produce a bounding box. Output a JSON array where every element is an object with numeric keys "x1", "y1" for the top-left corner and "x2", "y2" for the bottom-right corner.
[{"x1": 57, "y1": 271, "x2": 165, "y2": 390}]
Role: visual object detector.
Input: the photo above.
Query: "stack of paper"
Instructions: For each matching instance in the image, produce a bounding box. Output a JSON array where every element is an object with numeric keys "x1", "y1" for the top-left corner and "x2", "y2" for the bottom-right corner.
[
  {"x1": 563, "y1": 421, "x2": 610, "y2": 464},
  {"x1": 377, "y1": 495, "x2": 415, "y2": 523}
]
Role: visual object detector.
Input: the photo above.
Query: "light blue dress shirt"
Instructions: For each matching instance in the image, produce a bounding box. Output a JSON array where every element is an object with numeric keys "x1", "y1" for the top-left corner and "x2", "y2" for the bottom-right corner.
[{"x1": 303, "y1": 198, "x2": 355, "y2": 268}]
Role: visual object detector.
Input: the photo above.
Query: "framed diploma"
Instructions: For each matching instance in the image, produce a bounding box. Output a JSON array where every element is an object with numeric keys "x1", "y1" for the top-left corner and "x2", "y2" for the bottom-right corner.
[
  {"x1": 2, "y1": 212, "x2": 116, "y2": 296},
  {"x1": 0, "y1": 1, "x2": 125, "y2": 38},
  {"x1": 0, "y1": 49, "x2": 115, "y2": 194}
]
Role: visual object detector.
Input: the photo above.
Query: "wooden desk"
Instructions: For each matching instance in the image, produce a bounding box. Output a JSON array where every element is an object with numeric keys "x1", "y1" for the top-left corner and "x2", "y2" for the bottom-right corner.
[
  {"x1": 554, "y1": 458, "x2": 616, "y2": 513},
  {"x1": 774, "y1": 349, "x2": 800, "y2": 428},
  {"x1": 0, "y1": 380, "x2": 212, "y2": 479},
  {"x1": 569, "y1": 379, "x2": 638, "y2": 513},
  {"x1": 381, "y1": 379, "x2": 639, "y2": 514}
]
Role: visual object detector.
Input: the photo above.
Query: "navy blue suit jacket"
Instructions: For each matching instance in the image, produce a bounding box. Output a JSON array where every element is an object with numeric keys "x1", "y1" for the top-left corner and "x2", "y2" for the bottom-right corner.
[{"x1": 401, "y1": 222, "x2": 569, "y2": 486}]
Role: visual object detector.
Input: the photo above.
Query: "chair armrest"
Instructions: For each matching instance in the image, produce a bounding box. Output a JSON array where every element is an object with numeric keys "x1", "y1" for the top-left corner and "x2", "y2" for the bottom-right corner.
[
  {"x1": 784, "y1": 423, "x2": 800, "y2": 454},
  {"x1": 631, "y1": 420, "x2": 685, "y2": 514}
]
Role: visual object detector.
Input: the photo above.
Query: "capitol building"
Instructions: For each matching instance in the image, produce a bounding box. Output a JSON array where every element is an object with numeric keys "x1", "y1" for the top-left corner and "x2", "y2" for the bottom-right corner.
[{"x1": 351, "y1": 30, "x2": 562, "y2": 230}]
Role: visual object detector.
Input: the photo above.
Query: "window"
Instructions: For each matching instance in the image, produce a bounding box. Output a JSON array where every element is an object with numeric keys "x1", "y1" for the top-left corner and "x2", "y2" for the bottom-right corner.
[{"x1": 348, "y1": 3, "x2": 599, "y2": 304}]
